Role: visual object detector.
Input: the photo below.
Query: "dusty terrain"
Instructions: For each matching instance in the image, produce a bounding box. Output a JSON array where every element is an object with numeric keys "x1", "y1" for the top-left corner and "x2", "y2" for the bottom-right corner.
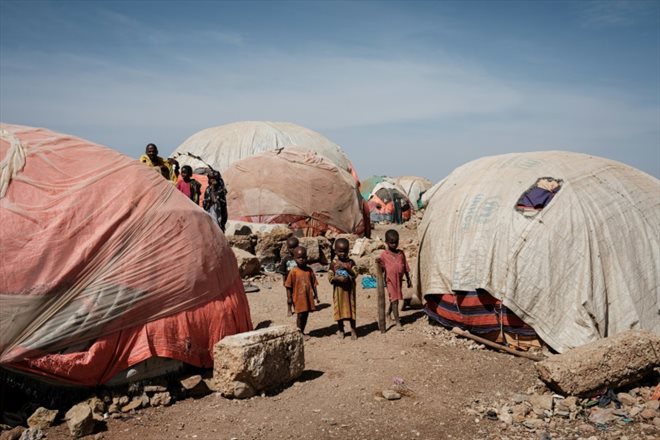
[{"x1": 6, "y1": 223, "x2": 658, "y2": 440}]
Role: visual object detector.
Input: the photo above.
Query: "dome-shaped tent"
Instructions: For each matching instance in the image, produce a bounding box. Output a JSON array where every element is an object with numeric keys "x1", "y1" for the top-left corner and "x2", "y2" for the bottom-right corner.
[
  {"x1": 224, "y1": 148, "x2": 367, "y2": 237},
  {"x1": 393, "y1": 175, "x2": 433, "y2": 210},
  {"x1": 171, "y1": 121, "x2": 357, "y2": 177},
  {"x1": 416, "y1": 151, "x2": 659, "y2": 353},
  {"x1": 0, "y1": 124, "x2": 252, "y2": 385},
  {"x1": 366, "y1": 181, "x2": 413, "y2": 224}
]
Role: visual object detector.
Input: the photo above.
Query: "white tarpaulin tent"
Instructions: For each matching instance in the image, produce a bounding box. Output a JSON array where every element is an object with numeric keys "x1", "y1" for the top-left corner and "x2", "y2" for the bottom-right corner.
[
  {"x1": 416, "y1": 151, "x2": 659, "y2": 353},
  {"x1": 170, "y1": 121, "x2": 353, "y2": 174}
]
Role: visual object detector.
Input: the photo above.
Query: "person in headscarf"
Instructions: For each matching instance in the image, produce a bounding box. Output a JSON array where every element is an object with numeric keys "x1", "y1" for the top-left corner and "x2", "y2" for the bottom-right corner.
[
  {"x1": 139, "y1": 143, "x2": 177, "y2": 183},
  {"x1": 202, "y1": 171, "x2": 228, "y2": 232}
]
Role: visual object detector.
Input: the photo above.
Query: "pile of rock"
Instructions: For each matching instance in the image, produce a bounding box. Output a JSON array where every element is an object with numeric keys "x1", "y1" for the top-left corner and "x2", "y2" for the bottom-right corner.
[{"x1": 466, "y1": 384, "x2": 659, "y2": 438}]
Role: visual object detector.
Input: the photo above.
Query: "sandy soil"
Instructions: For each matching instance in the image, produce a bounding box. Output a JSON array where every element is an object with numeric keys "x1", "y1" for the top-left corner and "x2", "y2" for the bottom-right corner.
[{"x1": 16, "y1": 223, "x2": 657, "y2": 440}]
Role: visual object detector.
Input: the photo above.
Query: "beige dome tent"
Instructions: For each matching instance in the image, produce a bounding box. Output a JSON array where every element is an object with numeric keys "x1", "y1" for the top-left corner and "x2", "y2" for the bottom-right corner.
[
  {"x1": 171, "y1": 121, "x2": 355, "y2": 176},
  {"x1": 393, "y1": 175, "x2": 433, "y2": 210},
  {"x1": 416, "y1": 151, "x2": 659, "y2": 353},
  {"x1": 224, "y1": 148, "x2": 367, "y2": 236}
]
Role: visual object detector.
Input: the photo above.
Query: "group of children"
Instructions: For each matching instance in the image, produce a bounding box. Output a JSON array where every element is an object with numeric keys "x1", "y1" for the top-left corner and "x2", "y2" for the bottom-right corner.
[
  {"x1": 139, "y1": 143, "x2": 229, "y2": 232},
  {"x1": 280, "y1": 229, "x2": 411, "y2": 340}
]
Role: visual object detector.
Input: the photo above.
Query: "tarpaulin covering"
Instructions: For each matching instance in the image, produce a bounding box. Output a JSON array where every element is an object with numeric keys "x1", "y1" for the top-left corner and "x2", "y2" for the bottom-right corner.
[
  {"x1": 415, "y1": 151, "x2": 660, "y2": 353},
  {"x1": 393, "y1": 176, "x2": 432, "y2": 210},
  {"x1": 367, "y1": 181, "x2": 412, "y2": 224},
  {"x1": 0, "y1": 124, "x2": 252, "y2": 385},
  {"x1": 224, "y1": 148, "x2": 366, "y2": 236},
  {"x1": 171, "y1": 121, "x2": 354, "y2": 175}
]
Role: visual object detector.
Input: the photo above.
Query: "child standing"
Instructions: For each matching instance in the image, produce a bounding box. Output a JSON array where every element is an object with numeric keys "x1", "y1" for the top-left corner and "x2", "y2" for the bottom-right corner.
[
  {"x1": 379, "y1": 229, "x2": 412, "y2": 330},
  {"x1": 285, "y1": 246, "x2": 319, "y2": 336},
  {"x1": 329, "y1": 238, "x2": 358, "y2": 340},
  {"x1": 175, "y1": 165, "x2": 202, "y2": 205},
  {"x1": 278, "y1": 236, "x2": 300, "y2": 284},
  {"x1": 202, "y1": 171, "x2": 228, "y2": 232}
]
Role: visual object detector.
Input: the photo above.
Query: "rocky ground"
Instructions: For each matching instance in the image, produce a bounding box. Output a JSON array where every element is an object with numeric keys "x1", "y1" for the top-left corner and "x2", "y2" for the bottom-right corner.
[{"x1": 2, "y1": 221, "x2": 659, "y2": 440}]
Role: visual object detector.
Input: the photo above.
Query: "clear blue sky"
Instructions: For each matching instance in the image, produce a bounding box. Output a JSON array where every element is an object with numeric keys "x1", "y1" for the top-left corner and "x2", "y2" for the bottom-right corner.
[{"x1": 1, "y1": 0, "x2": 659, "y2": 181}]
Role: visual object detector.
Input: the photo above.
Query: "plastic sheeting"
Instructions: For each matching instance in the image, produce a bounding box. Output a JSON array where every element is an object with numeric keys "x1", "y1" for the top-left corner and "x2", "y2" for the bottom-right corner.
[
  {"x1": 0, "y1": 124, "x2": 252, "y2": 385},
  {"x1": 224, "y1": 148, "x2": 366, "y2": 236},
  {"x1": 415, "y1": 151, "x2": 660, "y2": 353},
  {"x1": 171, "y1": 121, "x2": 353, "y2": 175},
  {"x1": 393, "y1": 176, "x2": 432, "y2": 210}
]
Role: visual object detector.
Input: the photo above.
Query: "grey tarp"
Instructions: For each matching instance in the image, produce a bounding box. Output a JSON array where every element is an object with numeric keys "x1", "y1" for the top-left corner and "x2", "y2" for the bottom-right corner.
[{"x1": 415, "y1": 151, "x2": 659, "y2": 352}]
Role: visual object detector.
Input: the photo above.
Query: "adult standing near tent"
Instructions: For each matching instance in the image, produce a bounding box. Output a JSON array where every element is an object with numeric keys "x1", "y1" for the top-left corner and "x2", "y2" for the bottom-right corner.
[
  {"x1": 139, "y1": 143, "x2": 176, "y2": 183},
  {"x1": 203, "y1": 170, "x2": 228, "y2": 232}
]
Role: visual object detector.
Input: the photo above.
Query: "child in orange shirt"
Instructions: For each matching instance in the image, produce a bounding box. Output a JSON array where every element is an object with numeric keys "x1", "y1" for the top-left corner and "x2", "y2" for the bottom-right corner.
[{"x1": 285, "y1": 246, "x2": 319, "y2": 336}]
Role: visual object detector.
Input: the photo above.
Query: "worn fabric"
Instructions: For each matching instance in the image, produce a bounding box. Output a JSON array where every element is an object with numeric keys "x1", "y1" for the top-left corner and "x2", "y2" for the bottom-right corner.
[
  {"x1": 380, "y1": 249, "x2": 410, "y2": 302},
  {"x1": 285, "y1": 266, "x2": 318, "y2": 314},
  {"x1": 415, "y1": 151, "x2": 660, "y2": 353},
  {"x1": 0, "y1": 124, "x2": 253, "y2": 385},
  {"x1": 329, "y1": 258, "x2": 358, "y2": 321},
  {"x1": 223, "y1": 148, "x2": 366, "y2": 236},
  {"x1": 171, "y1": 121, "x2": 354, "y2": 176}
]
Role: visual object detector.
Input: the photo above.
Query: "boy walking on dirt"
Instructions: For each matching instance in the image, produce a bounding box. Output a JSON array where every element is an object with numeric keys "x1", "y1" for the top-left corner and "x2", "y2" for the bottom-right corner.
[
  {"x1": 285, "y1": 246, "x2": 319, "y2": 336},
  {"x1": 379, "y1": 229, "x2": 412, "y2": 330},
  {"x1": 329, "y1": 238, "x2": 358, "y2": 340}
]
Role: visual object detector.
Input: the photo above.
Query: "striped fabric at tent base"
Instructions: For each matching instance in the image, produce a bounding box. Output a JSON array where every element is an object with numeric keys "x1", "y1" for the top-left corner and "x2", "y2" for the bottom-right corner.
[{"x1": 424, "y1": 290, "x2": 542, "y2": 351}]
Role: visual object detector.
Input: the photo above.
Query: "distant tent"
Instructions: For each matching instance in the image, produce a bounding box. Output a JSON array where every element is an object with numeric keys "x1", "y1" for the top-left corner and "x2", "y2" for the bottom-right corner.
[
  {"x1": 0, "y1": 124, "x2": 253, "y2": 386},
  {"x1": 359, "y1": 175, "x2": 389, "y2": 200},
  {"x1": 224, "y1": 148, "x2": 367, "y2": 237},
  {"x1": 393, "y1": 176, "x2": 433, "y2": 210},
  {"x1": 366, "y1": 181, "x2": 413, "y2": 224},
  {"x1": 171, "y1": 121, "x2": 359, "y2": 180},
  {"x1": 416, "y1": 151, "x2": 660, "y2": 353}
]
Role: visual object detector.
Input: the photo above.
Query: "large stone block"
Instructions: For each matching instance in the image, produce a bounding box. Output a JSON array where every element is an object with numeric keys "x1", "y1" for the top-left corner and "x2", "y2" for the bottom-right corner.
[
  {"x1": 232, "y1": 248, "x2": 261, "y2": 278},
  {"x1": 213, "y1": 325, "x2": 304, "y2": 398},
  {"x1": 227, "y1": 235, "x2": 256, "y2": 254},
  {"x1": 281, "y1": 236, "x2": 331, "y2": 264},
  {"x1": 536, "y1": 330, "x2": 660, "y2": 397},
  {"x1": 255, "y1": 226, "x2": 292, "y2": 265}
]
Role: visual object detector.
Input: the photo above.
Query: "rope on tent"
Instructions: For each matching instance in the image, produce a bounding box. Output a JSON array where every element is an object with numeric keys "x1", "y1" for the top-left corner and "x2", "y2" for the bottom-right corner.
[{"x1": 0, "y1": 128, "x2": 27, "y2": 199}]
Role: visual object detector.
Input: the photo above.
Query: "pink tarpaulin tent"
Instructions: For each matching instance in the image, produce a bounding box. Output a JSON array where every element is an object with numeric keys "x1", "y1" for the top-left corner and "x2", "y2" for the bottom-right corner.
[{"x1": 0, "y1": 124, "x2": 252, "y2": 385}]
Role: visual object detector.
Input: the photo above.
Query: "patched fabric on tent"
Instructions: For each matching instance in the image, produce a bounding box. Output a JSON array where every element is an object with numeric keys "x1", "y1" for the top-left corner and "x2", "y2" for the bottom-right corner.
[
  {"x1": 367, "y1": 181, "x2": 412, "y2": 224},
  {"x1": 416, "y1": 151, "x2": 659, "y2": 353},
  {"x1": 171, "y1": 121, "x2": 356, "y2": 178},
  {"x1": 0, "y1": 124, "x2": 253, "y2": 386},
  {"x1": 394, "y1": 176, "x2": 433, "y2": 210},
  {"x1": 224, "y1": 148, "x2": 366, "y2": 237}
]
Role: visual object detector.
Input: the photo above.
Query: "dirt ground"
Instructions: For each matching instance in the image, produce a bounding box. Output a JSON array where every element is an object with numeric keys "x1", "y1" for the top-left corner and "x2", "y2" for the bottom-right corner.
[{"x1": 11, "y1": 223, "x2": 658, "y2": 440}]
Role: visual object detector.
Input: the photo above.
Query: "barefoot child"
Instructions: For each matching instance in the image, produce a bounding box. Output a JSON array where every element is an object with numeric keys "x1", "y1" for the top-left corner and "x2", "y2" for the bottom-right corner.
[
  {"x1": 285, "y1": 246, "x2": 319, "y2": 335},
  {"x1": 329, "y1": 238, "x2": 358, "y2": 340},
  {"x1": 379, "y1": 229, "x2": 412, "y2": 329}
]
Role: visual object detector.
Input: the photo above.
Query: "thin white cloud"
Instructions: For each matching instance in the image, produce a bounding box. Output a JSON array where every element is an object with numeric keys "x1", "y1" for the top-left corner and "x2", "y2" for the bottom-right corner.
[{"x1": 578, "y1": 0, "x2": 654, "y2": 28}]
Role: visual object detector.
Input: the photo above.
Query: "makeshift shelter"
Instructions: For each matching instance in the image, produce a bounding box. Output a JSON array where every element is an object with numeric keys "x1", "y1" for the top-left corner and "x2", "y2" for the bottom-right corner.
[
  {"x1": 359, "y1": 175, "x2": 390, "y2": 200},
  {"x1": 0, "y1": 124, "x2": 253, "y2": 386},
  {"x1": 416, "y1": 151, "x2": 659, "y2": 353},
  {"x1": 171, "y1": 121, "x2": 358, "y2": 179},
  {"x1": 366, "y1": 181, "x2": 412, "y2": 224},
  {"x1": 393, "y1": 176, "x2": 433, "y2": 210},
  {"x1": 224, "y1": 148, "x2": 367, "y2": 236}
]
